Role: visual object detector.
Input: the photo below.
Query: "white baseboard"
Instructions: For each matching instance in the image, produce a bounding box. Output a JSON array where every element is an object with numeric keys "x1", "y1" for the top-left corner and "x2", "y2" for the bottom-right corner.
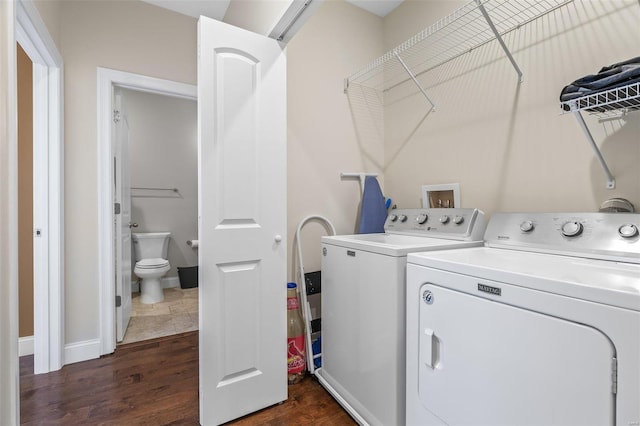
[
  {"x1": 19, "y1": 336, "x2": 34, "y2": 357},
  {"x1": 18, "y1": 336, "x2": 100, "y2": 365},
  {"x1": 64, "y1": 338, "x2": 101, "y2": 365},
  {"x1": 22, "y1": 336, "x2": 100, "y2": 366},
  {"x1": 162, "y1": 276, "x2": 180, "y2": 288},
  {"x1": 131, "y1": 276, "x2": 180, "y2": 293}
]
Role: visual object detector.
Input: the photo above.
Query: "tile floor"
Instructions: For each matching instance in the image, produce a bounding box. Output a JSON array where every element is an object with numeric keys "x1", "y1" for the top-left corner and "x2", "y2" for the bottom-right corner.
[{"x1": 120, "y1": 287, "x2": 198, "y2": 345}]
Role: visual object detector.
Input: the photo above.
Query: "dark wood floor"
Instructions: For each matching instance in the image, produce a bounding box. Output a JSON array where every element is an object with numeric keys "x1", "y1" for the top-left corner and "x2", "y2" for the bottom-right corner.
[{"x1": 20, "y1": 331, "x2": 356, "y2": 425}]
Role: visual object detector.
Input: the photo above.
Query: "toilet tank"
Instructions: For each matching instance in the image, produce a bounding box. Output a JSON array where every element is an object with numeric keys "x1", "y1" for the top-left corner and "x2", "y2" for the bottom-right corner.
[{"x1": 132, "y1": 232, "x2": 171, "y2": 260}]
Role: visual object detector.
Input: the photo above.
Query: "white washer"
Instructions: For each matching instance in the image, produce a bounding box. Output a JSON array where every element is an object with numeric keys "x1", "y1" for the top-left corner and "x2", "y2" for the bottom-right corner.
[
  {"x1": 406, "y1": 212, "x2": 640, "y2": 426},
  {"x1": 317, "y1": 208, "x2": 486, "y2": 426}
]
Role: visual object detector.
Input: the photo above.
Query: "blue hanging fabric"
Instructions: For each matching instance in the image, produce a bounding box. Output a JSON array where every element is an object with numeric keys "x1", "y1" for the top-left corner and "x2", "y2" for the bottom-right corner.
[{"x1": 359, "y1": 176, "x2": 387, "y2": 234}]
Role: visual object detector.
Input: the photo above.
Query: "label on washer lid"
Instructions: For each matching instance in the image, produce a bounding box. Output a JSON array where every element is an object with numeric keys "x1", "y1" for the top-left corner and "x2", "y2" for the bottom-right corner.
[{"x1": 478, "y1": 283, "x2": 501, "y2": 296}]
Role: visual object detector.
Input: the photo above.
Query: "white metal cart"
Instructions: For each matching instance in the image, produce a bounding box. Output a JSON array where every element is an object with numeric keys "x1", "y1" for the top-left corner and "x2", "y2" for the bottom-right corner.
[{"x1": 294, "y1": 215, "x2": 336, "y2": 375}]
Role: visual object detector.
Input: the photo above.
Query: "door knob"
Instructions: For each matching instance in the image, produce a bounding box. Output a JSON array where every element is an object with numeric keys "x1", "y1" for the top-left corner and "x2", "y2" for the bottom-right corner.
[
  {"x1": 274, "y1": 234, "x2": 282, "y2": 243},
  {"x1": 129, "y1": 222, "x2": 138, "y2": 228}
]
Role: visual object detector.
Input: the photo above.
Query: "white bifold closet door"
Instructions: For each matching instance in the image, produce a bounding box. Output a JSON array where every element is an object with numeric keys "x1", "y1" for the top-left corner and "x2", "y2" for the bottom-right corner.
[{"x1": 197, "y1": 16, "x2": 287, "y2": 426}]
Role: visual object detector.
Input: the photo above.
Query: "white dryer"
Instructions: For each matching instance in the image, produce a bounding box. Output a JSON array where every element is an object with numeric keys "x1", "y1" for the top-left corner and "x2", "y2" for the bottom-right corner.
[
  {"x1": 317, "y1": 208, "x2": 486, "y2": 426},
  {"x1": 406, "y1": 212, "x2": 640, "y2": 426}
]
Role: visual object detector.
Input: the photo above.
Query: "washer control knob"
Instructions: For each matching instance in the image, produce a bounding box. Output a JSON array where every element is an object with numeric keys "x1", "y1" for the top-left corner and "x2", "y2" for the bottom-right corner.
[
  {"x1": 416, "y1": 213, "x2": 428, "y2": 224},
  {"x1": 389, "y1": 214, "x2": 398, "y2": 222},
  {"x1": 520, "y1": 220, "x2": 534, "y2": 233},
  {"x1": 561, "y1": 221, "x2": 583, "y2": 237},
  {"x1": 619, "y1": 224, "x2": 639, "y2": 238},
  {"x1": 399, "y1": 214, "x2": 408, "y2": 223},
  {"x1": 453, "y1": 216, "x2": 464, "y2": 225},
  {"x1": 439, "y1": 215, "x2": 450, "y2": 224}
]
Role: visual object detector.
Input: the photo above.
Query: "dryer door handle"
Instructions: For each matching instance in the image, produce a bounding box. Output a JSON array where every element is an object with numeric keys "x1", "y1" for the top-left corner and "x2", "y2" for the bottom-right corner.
[{"x1": 422, "y1": 328, "x2": 436, "y2": 369}]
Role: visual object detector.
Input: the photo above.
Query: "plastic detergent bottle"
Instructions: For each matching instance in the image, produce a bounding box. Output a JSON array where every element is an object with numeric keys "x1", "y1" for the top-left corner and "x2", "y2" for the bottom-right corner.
[{"x1": 286, "y1": 282, "x2": 306, "y2": 384}]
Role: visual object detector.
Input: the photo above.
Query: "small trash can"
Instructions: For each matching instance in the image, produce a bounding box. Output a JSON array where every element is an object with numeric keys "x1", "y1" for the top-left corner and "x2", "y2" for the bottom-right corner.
[{"x1": 177, "y1": 266, "x2": 198, "y2": 289}]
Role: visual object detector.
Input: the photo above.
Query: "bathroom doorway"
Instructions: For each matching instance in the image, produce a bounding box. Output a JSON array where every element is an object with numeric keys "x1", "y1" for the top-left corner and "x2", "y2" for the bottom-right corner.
[
  {"x1": 116, "y1": 87, "x2": 198, "y2": 345},
  {"x1": 97, "y1": 68, "x2": 197, "y2": 354},
  {"x1": 17, "y1": 42, "x2": 35, "y2": 364}
]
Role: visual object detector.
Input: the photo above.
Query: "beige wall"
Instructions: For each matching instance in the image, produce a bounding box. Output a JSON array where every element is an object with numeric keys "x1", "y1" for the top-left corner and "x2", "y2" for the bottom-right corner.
[
  {"x1": 17, "y1": 43, "x2": 34, "y2": 338},
  {"x1": 31, "y1": 0, "x2": 384, "y2": 348},
  {"x1": 286, "y1": 0, "x2": 384, "y2": 280},
  {"x1": 57, "y1": 1, "x2": 196, "y2": 343},
  {"x1": 123, "y1": 88, "x2": 198, "y2": 278},
  {"x1": 33, "y1": 0, "x2": 61, "y2": 48},
  {"x1": 382, "y1": 0, "x2": 640, "y2": 215},
  {"x1": 37, "y1": 0, "x2": 640, "y2": 352}
]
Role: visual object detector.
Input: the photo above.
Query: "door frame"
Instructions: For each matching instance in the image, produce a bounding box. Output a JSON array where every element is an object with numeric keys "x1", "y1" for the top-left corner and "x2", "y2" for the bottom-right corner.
[
  {"x1": 16, "y1": 0, "x2": 64, "y2": 374},
  {"x1": 1, "y1": 1, "x2": 19, "y2": 422},
  {"x1": 96, "y1": 68, "x2": 196, "y2": 355}
]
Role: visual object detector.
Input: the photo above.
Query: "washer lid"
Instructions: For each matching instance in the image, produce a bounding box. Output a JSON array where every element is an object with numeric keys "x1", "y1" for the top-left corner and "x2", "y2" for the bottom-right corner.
[
  {"x1": 408, "y1": 247, "x2": 640, "y2": 311},
  {"x1": 136, "y1": 258, "x2": 169, "y2": 268},
  {"x1": 321, "y1": 233, "x2": 483, "y2": 256}
]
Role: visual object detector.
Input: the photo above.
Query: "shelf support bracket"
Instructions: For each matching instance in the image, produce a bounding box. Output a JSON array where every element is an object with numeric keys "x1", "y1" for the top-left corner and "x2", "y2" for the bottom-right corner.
[
  {"x1": 476, "y1": 0, "x2": 524, "y2": 83},
  {"x1": 573, "y1": 110, "x2": 616, "y2": 189},
  {"x1": 393, "y1": 51, "x2": 436, "y2": 112}
]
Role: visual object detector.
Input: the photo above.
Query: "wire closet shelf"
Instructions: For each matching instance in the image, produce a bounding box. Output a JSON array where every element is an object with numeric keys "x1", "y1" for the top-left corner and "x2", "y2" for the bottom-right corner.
[
  {"x1": 559, "y1": 80, "x2": 640, "y2": 190},
  {"x1": 560, "y1": 81, "x2": 640, "y2": 120},
  {"x1": 344, "y1": 0, "x2": 574, "y2": 94}
]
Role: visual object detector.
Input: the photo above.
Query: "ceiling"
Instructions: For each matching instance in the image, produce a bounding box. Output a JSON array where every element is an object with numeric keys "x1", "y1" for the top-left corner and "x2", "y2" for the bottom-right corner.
[
  {"x1": 344, "y1": 0, "x2": 404, "y2": 17},
  {"x1": 141, "y1": 0, "x2": 405, "y2": 21},
  {"x1": 141, "y1": 0, "x2": 231, "y2": 20}
]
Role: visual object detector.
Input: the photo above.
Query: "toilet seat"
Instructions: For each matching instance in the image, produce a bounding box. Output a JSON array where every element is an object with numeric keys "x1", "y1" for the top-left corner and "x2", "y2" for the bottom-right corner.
[{"x1": 135, "y1": 258, "x2": 169, "y2": 269}]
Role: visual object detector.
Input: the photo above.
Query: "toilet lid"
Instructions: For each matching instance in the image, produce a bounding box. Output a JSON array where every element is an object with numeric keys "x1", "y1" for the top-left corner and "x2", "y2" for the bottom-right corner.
[{"x1": 136, "y1": 258, "x2": 169, "y2": 269}]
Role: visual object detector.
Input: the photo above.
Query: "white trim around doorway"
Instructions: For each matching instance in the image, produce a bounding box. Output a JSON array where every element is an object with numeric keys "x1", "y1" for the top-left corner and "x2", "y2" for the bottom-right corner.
[
  {"x1": 97, "y1": 68, "x2": 197, "y2": 355},
  {"x1": 1, "y1": 0, "x2": 20, "y2": 422},
  {"x1": 16, "y1": 0, "x2": 64, "y2": 375}
]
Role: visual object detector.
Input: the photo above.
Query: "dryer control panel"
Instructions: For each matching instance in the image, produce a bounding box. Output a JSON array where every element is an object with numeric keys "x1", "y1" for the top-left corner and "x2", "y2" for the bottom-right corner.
[
  {"x1": 385, "y1": 208, "x2": 486, "y2": 241},
  {"x1": 485, "y1": 212, "x2": 640, "y2": 263}
]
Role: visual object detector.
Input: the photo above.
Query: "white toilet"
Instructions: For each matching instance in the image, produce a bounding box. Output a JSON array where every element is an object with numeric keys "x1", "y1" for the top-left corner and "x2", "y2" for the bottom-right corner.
[{"x1": 132, "y1": 232, "x2": 171, "y2": 304}]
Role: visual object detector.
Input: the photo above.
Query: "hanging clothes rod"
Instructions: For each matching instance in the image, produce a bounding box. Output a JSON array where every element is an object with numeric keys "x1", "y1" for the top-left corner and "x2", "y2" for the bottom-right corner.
[
  {"x1": 341, "y1": 172, "x2": 378, "y2": 195},
  {"x1": 131, "y1": 187, "x2": 179, "y2": 192},
  {"x1": 268, "y1": 0, "x2": 316, "y2": 43}
]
